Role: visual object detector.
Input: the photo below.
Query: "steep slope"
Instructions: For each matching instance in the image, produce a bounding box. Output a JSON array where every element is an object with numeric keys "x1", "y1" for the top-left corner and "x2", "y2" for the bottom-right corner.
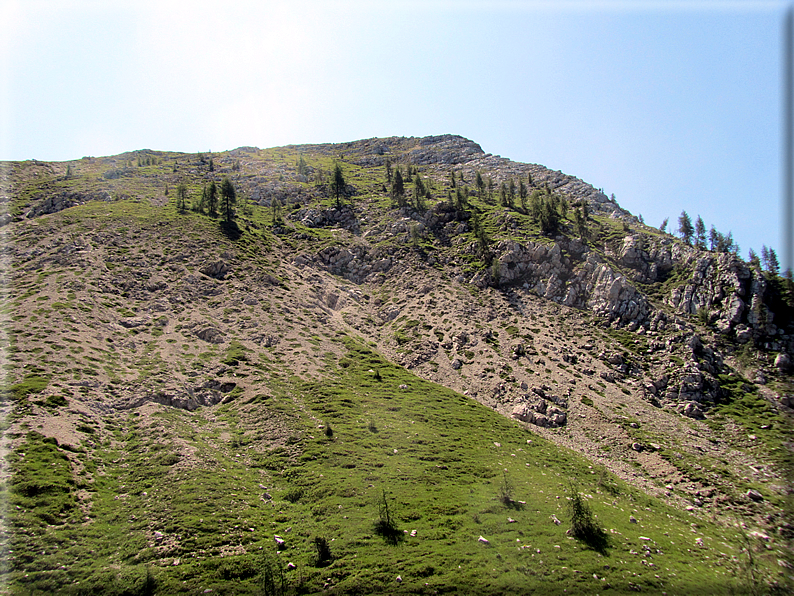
[{"x1": 0, "y1": 135, "x2": 791, "y2": 594}]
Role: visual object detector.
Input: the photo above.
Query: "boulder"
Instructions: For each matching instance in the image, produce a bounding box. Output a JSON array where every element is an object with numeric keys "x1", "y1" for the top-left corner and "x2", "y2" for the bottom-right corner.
[
  {"x1": 196, "y1": 327, "x2": 224, "y2": 344},
  {"x1": 200, "y1": 260, "x2": 230, "y2": 279}
]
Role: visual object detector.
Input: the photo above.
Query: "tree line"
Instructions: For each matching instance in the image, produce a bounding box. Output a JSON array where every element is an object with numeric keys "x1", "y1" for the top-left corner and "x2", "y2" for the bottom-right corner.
[{"x1": 665, "y1": 211, "x2": 784, "y2": 277}]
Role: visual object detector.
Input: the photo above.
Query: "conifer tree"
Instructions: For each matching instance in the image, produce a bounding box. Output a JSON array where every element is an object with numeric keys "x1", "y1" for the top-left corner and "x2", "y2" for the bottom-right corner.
[
  {"x1": 331, "y1": 163, "x2": 346, "y2": 208},
  {"x1": 574, "y1": 206, "x2": 588, "y2": 240},
  {"x1": 207, "y1": 181, "x2": 218, "y2": 217},
  {"x1": 762, "y1": 245, "x2": 780, "y2": 275},
  {"x1": 475, "y1": 171, "x2": 485, "y2": 198},
  {"x1": 413, "y1": 174, "x2": 426, "y2": 211},
  {"x1": 678, "y1": 211, "x2": 694, "y2": 245},
  {"x1": 748, "y1": 248, "x2": 761, "y2": 269},
  {"x1": 176, "y1": 182, "x2": 188, "y2": 212},
  {"x1": 709, "y1": 226, "x2": 719, "y2": 251},
  {"x1": 660, "y1": 218, "x2": 669, "y2": 233},
  {"x1": 695, "y1": 216, "x2": 706, "y2": 249},
  {"x1": 518, "y1": 179, "x2": 528, "y2": 211},
  {"x1": 220, "y1": 177, "x2": 237, "y2": 223},
  {"x1": 392, "y1": 169, "x2": 406, "y2": 208},
  {"x1": 499, "y1": 183, "x2": 508, "y2": 208}
]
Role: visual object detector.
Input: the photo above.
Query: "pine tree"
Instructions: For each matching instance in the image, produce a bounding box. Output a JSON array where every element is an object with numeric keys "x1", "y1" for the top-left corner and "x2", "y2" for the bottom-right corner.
[
  {"x1": 220, "y1": 177, "x2": 237, "y2": 223},
  {"x1": 207, "y1": 181, "x2": 218, "y2": 217},
  {"x1": 748, "y1": 249, "x2": 758, "y2": 267},
  {"x1": 449, "y1": 171, "x2": 456, "y2": 188},
  {"x1": 385, "y1": 158, "x2": 392, "y2": 183},
  {"x1": 499, "y1": 183, "x2": 508, "y2": 208},
  {"x1": 331, "y1": 163, "x2": 346, "y2": 208},
  {"x1": 695, "y1": 216, "x2": 706, "y2": 249},
  {"x1": 660, "y1": 218, "x2": 669, "y2": 233},
  {"x1": 271, "y1": 198, "x2": 282, "y2": 226},
  {"x1": 413, "y1": 174, "x2": 426, "y2": 211},
  {"x1": 558, "y1": 197, "x2": 569, "y2": 219},
  {"x1": 709, "y1": 226, "x2": 719, "y2": 251},
  {"x1": 529, "y1": 189, "x2": 543, "y2": 222},
  {"x1": 678, "y1": 211, "x2": 694, "y2": 245},
  {"x1": 475, "y1": 171, "x2": 485, "y2": 198},
  {"x1": 539, "y1": 196, "x2": 560, "y2": 235},
  {"x1": 762, "y1": 245, "x2": 780, "y2": 275},
  {"x1": 392, "y1": 169, "x2": 406, "y2": 208},
  {"x1": 296, "y1": 154, "x2": 308, "y2": 177},
  {"x1": 454, "y1": 187, "x2": 465, "y2": 211},
  {"x1": 518, "y1": 179, "x2": 528, "y2": 211},
  {"x1": 176, "y1": 182, "x2": 188, "y2": 212},
  {"x1": 574, "y1": 207, "x2": 588, "y2": 240}
]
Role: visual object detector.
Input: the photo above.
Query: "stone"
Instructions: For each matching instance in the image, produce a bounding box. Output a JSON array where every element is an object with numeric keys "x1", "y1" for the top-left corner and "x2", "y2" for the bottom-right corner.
[
  {"x1": 120, "y1": 317, "x2": 147, "y2": 328},
  {"x1": 681, "y1": 402, "x2": 704, "y2": 420},
  {"x1": 774, "y1": 353, "x2": 791, "y2": 372},
  {"x1": 451, "y1": 358, "x2": 463, "y2": 370},
  {"x1": 200, "y1": 260, "x2": 230, "y2": 279},
  {"x1": 196, "y1": 327, "x2": 224, "y2": 344},
  {"x1": 478, "y1": 536, "x2": 490, "y2": 544},
  {"x1": 747, "y1": 489, "x2": 764, "y2": 502}
]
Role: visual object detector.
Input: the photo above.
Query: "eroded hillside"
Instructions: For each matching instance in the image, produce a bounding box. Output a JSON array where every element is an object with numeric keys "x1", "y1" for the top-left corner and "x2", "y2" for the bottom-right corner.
[{"x1": 0, "y1": 135, "x2": 792, "y2": 595}]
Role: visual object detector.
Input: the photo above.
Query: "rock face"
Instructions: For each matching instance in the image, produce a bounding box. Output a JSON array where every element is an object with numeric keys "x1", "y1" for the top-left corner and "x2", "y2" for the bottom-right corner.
[{"x1": 8, "y1": 134, "x2": 792, "y2": 428}]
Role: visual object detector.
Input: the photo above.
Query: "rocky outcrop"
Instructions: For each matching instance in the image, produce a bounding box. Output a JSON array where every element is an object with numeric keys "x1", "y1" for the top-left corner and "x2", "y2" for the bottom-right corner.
[
  {"x1": 25, "y1": 190, "x2": 112, "y2": 219},
  {"x1": 482, "y1": 239, "x2": 651, "y2": 326},
  {"x1": 317, "y1": 244, "x2": 393, "y2": 283}
]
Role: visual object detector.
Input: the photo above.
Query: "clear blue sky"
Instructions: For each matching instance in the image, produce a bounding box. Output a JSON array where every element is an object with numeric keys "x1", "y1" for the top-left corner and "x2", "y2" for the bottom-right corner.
[{"x1": 2, "y1": 1, "x2": 789, "y2": 268}]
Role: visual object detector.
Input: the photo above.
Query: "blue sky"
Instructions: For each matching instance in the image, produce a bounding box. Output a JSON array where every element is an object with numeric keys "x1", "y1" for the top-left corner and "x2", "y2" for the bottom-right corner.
[{"x1": 2, "y1": 0, "x2": 789, "y2": 268}]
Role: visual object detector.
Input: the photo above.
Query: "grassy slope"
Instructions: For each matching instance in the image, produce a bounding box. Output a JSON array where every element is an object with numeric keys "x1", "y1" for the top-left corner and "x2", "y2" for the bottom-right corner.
[{"x1": 3, "y1": 339, "x2": 763, "y2": 595}]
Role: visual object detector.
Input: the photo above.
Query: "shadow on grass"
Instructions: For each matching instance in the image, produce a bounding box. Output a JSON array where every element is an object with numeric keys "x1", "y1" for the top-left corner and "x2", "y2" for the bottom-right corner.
[
  {"x1": 501, "y1": 496, "x2": 526, "y2": 511},
  {"x1": 374, "y1": 519, "x2": 404, "y2": 545},
  {"x1": 220, "y1": 219, "x2": 242, "y2": 240},
  {"x1": 568, "y1": 485, "x2": 611, "y2": 555},
  {"x1": 571, "y1": 525, "x2": 611, "y2": 555}
]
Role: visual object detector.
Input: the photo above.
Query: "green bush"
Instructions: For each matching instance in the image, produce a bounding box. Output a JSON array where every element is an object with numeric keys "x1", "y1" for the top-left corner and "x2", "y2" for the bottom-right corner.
[
  {"x1": 567, "y1": 482, "x2": 609, "y2": 553},
  {"x1": 313, "y1": 536, "x2": 333, "y2": 567}
]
